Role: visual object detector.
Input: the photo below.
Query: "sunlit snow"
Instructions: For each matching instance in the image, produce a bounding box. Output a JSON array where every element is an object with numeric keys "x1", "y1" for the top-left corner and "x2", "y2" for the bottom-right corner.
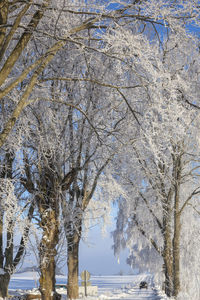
[{"x1": 8, "y1": 272, "x2": 168, "y2": 299}]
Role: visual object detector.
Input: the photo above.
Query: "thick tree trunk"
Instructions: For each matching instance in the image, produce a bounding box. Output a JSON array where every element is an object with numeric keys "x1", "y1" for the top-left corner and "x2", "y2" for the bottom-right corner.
[
  {"x1": 39, "y1": 208, "x2": 60, "y2": 300},
  {"x1": 162, "y1": 191, "x2": 173, "y2": 297},
  {"x1": 163, "y1": 228, "x2": 173, "y2": 297},
  {"x1": 0, "y1": 211, "x2": 4, "y2": 269},
  {"x1": 0, "y1": 273, "x2": 10, "y2": 298},
  {"x1": 67, "y1": 233, "x2": 80, "y2": 300},
  {"x1": 172, "y1": 154, "x2": 182, "y2": 297},
  {"x1": 163, "y1": 250, "x2": 173, "y2": 296},
  {"x1": 173, "y1": 211, "x2": 181, "y2": 297}
]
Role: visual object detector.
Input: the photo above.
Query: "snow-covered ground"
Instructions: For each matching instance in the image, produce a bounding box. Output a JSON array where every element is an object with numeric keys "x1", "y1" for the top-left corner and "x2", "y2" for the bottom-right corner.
[{"x1": 8, "y1": 272, "x2": 169, "y2": 299}]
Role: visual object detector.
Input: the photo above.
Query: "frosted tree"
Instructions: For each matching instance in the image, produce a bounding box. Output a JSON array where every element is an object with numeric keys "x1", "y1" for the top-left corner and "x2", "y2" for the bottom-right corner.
[
  {"x1": 111, "y1": 36, "x2": 200, "y2": 299},
  {"x1": 1, "y1": 1, "x2": 200, "y2": 300},
  {"x1": 0, "y1": 2, "x2": 148, "y2": 298},
  {"x1": 60, "y1": 88, "x2": 121, "y2": 299},
  {"x1": 0, "y1": 136, "x2": 35, "y2": 297},
  {"x1": 0, "y1": 0, "x2": 162, "y2": 149},
  {"x1": 20, "y1": 102, "x2": 76, "y2": 300},
  {"x1": 20, "y1": 44, "x2": 126, "y2": 298},
  {"x1": 3, "y1": 0, "x2": 199, "y2": 149},
  {"x1": 102, "y1": 2, "x2": 200, "y2": 297}
]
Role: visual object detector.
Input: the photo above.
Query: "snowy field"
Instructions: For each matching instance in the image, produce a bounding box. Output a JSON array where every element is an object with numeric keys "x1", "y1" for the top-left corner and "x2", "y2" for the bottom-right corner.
[{"x1": 8, "y1": 272, "x2": 168, "y2": 299}]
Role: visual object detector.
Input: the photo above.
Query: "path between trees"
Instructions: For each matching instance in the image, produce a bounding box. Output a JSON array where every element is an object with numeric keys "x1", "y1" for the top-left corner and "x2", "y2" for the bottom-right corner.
[
  {"x1": 100, "y1": 287, "x2": 164, "y2": 300},
  {"x1": 92, "y1": 274, "x2": 166, "y2": 300}
]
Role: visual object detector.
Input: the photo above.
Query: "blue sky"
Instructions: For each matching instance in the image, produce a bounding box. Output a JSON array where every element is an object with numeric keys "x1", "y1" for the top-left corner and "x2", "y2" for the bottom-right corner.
[
  {"x1": 22, "y1": 212, "x2": 132, "y2": 276},
  {"x1": 79, "y1": 221, "x2": 132, "y2": 276}
]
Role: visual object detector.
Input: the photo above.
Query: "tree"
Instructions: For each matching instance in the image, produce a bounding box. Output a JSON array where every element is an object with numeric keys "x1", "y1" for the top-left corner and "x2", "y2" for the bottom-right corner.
[
  {"x1": 102, "y1": 2, "x2": 200, "y2": 297},
  {"x1": 61, "y1": 84, "x2": 117, "y2": 299},
  {"x1": 21, "y1": 59, "x2": 124, "y2": 297},
  {"x1": 0, "y1": 102, "x2": 37, "y2": 298},
  {"x1": 3, "y1": 0, "x2": 199, "y2": 149},
  {"x1": 0, "y1": 150, "x2": 35, "y2": 298},
  {"x1": 0, "y1": 0, "x2": 102, "y2": 148},
  {"x1": 0, "y1": 0, "x2": 159, "y2": 149},
  {"x1": 0, "y1": 2, "x2": 144, "y2": 297},
  {"x1": 112, "y1": 64, "x2": 200, "y2": 298},
  {"x1": 20, "y1": 102, "x2": 77, "y2": 300},
  {"x1": 1, "y1": 1, "x2": 200, "y2": 299}
]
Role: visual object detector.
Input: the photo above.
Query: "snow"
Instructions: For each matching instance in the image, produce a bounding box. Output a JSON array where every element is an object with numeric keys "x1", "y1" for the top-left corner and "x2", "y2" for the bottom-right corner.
[{"x1": 8, "y1": 272, "x2": 168, "y2": 299}]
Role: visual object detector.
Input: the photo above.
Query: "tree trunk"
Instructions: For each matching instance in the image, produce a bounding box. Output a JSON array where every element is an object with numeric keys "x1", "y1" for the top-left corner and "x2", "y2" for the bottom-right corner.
[
  {"x1": 0, "y1": 273, "x2": 10, "y2": 298},
  {"x1": 163, "y1": 250, "x2": 173, "y2": 296},
  {"x1": 0, "y1": 210, "x2": 4, "y2": 269},
  {"x1": 162, "y1": 190, "x2": 173, "y2": 297},
  {"x1": 39, "y1": 208, "x2": 60, "y2": 300},
  {"x1": 0, "y1": 0, "x2": 8, "y2": 47},
  {"x1": 173, "y1": 210, "x2": 181, "y2": 297},
  {"x1": 163, "y1": 227, "x2": 173, "y2": 296},
  {"x1": 172, "y1": 154, "x2": 182, "y2": 297},
  {"x1": 67, "y1": 233, "x2": 80, "y2": 300}
]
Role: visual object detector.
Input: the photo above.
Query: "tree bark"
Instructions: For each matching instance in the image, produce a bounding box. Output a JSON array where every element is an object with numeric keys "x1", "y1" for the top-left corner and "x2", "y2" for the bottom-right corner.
[
  {"x1": 39, "y1": 208, "x2": 60, "y2": 300},
  {"x1": 0, "y1": 210, "x2": 3, "y2": 269},
  {"x1": 172, "y1": 153, "x2": 182, "y2": 297},
  {"x1": 0, "y1": 0, "x2": 8, "y2": 47},
  {"x1": 173, "y1": 208, "x2": 181, "y2": 297},
  {"x1": 0, "y1": 273, "x2": 10, "y2": 298},
  {"x1": 0, "y1": 0, "x2": 50, "y2": 87},
  {"x1": 67, "y1": 233, "x2": 80, "y2": 300},
  {"x1": 163, "y1": 236, "x2": 173, "y2": 297},
  {"x1": 162, "y1": 189, "x2": 173, "y2": 297}
]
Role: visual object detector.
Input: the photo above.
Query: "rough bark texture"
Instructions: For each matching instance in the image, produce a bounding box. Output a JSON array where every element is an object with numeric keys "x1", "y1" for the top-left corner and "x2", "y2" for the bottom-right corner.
[
  {"x1": 67, "y1": 233, "x2": 80, "y2": 300},
  {"x1": 163, "y1": 190, "x2": 173, "y2": 297},
  {"x1": 0, "y1": 0, "x2": 8, "y2": 47},
  {"x1": 39, "y1": 208, "x2": 60, "y2": 300},
  {"x1": 0, "y1": 210, "x2": 3, "y2": 268},
  {"x1": 173, "y1": 205, "x2": 181, "y2": 297},
  {"x1": 163, "y1": 234, "x2": 173, "y2": 297},
  {"x1": 172, "y1": 153, "x2": 182, "y2": 297},
  {"x1": 0, "y1": 273, "x2": 10, "y2": 298},
  {"x1": 0, "y1": 0, "x2": 50, "y2": 87}
]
